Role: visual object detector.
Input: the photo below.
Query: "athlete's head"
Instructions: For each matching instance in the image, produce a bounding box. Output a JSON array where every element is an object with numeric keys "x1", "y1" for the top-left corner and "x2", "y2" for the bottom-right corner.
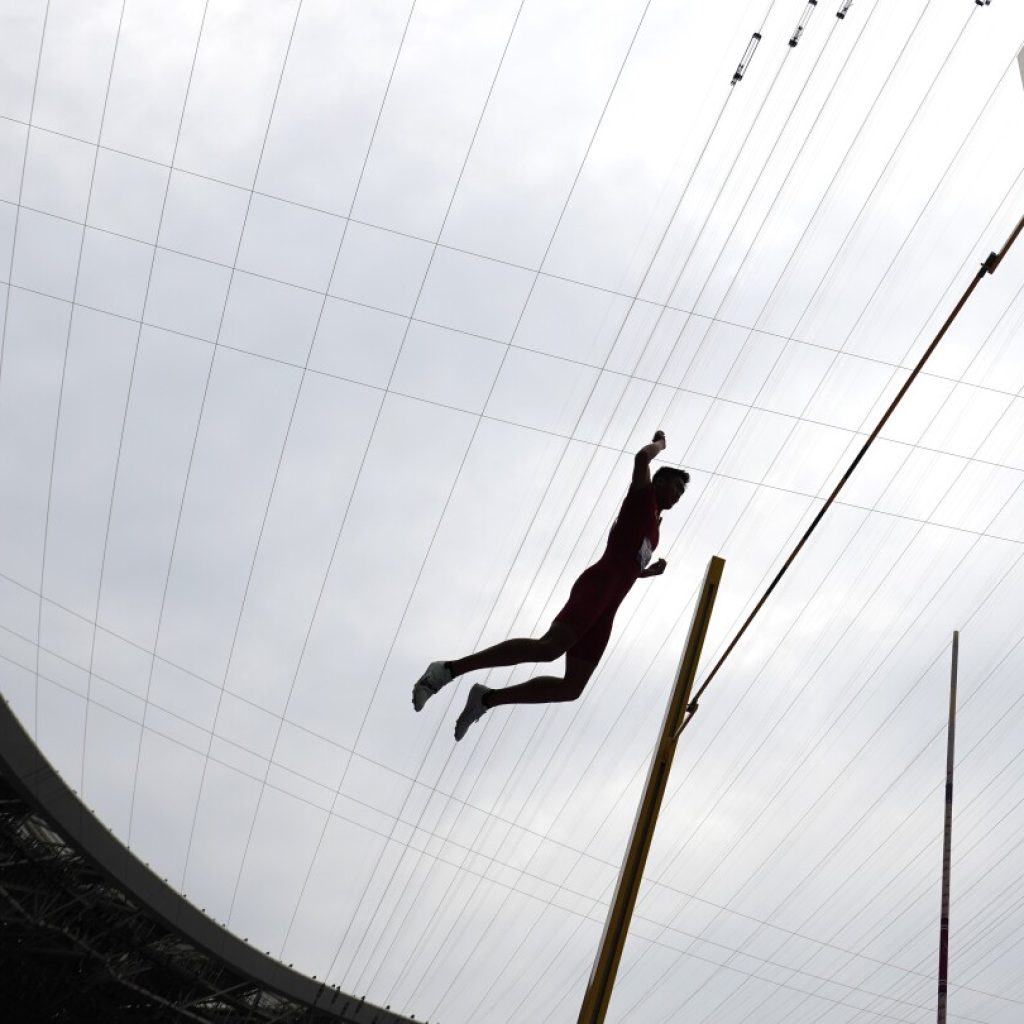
[{"x1": 653, "y1": 466, "x2": 689, "y2": 511}]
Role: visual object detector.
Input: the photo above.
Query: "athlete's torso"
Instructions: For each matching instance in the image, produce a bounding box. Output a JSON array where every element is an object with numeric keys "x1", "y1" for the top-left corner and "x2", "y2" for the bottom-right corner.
[{"x1": 598, "y1": 481, "x2": 661, "y2": 584}]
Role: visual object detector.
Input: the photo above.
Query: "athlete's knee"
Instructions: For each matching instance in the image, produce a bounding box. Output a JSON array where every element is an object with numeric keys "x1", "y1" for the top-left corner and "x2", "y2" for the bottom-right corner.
[
  {"x1": 563, "y1": 658, "x2": 594, "y2": 700},
  {"x1": 562, "y1": 678, "x2": 587, "y2": 701}
]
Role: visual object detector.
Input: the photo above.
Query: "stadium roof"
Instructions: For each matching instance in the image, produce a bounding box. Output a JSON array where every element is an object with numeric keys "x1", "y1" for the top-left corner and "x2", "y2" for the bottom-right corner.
[{"x1": 0, "y1": 694, "x2": 418, "y2": 1024}]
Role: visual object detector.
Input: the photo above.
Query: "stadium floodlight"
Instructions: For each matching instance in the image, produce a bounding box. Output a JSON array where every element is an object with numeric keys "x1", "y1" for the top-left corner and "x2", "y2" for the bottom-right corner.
[{"x1": 837, "y1": 0, "x2": 854, "y2": 17}]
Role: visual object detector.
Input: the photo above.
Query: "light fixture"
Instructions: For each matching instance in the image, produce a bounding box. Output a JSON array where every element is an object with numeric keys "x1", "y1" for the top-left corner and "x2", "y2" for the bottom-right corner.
[
  {"x1": 732, "y1": 32, "x2": 762, "y2": 85},
  {"x1": 790, "y1": 0, "x2": 818, "y2": 47}
]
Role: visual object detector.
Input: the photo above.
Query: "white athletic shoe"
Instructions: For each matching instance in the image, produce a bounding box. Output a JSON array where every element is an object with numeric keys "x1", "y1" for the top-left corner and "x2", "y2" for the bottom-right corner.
[
  {"x1": 454, "y1": 683, "x2": 492, "y2": 741},
  {"x1": 412, "y1": 661, "x2": 453, "y2": 712}
]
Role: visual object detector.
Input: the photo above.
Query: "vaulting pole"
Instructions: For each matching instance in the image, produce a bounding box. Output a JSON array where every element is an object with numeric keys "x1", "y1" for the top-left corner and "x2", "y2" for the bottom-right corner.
[
  {"x1": 936, "y1": 631, "x2": 959, "y2": 1023},
  {"x1": 577, "y1": 555, "x2": 725, "y2": 1024}
]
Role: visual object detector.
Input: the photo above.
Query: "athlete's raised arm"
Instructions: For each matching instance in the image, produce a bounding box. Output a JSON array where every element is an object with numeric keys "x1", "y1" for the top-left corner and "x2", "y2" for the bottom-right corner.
[{"x1": 631, "y1": 430, "x2": 666, "y2": 489}]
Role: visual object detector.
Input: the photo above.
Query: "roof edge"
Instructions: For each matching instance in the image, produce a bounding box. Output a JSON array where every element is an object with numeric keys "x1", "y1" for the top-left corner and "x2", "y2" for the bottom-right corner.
[{"x1": 0, "y1": 695, "x2": 419, "y2": 1024}]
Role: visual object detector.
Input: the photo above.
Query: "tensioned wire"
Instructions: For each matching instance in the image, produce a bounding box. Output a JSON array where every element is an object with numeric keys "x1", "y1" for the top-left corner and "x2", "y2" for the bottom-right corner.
[
  {"x1": 619, "y1": 257, "x2": 1024, "y2": 1019},
  {"x1": 3, "y1": 0, "x2": 444, "y2": 942},
  {"x1": 702, "y1": 543, "x2": 1024, "y2": 1015},
  {"x1": 675, "y1": 722, "x2": 1024, "y2": 1024},
  {"x1": 4, "y1": 121, "x2": 1011, "y2": 856},
  {"x1": 662, "y1": 0, "x2": 984, "y2": 682},
  {"x1": 503, "y1": 528, "x2": 974, "y2": 1015},
  {"x1": 5, "y1": 325, "x2": 1020, "y2": 834},
  {"x1": 268, "y1": 0, "x2": 733, "y2": 985},
  {"x1": 223, "y1": 0, "x2": 543, "y2": 944},
  {"x1": 541, "y1": 664, "x2": 1021, "y2": 1023},
  {"x1": 72, "y1": 6, "x2": 216, "y2": 824},
  {"x1": 21, "y1": 629, "x2": 1019, "y2": 1019},
  {"x1": 452, "y1": 0, "x2": 912, "y2": 859},
  {"x1": 403, "y1": 8, "x2": 884, "y2": 978},
  {"x1": 28, "y1": 3, "x2": 139, "y2": 845},
  {"x1": 26, "y1": 641, "x2": 1017, "y2": 1019},
  {"x1": 4, "y1": 565, "x2": 1019, "y2": 1019},
  {"x1": 5, "y1": 337, "x2": 1020, "y2": 820},
  {"x1": 789, "y1": 798, "x2": 1024, "y2": 1024},
  {"x1": 468, "y1": 125, "x2": 1019, "y2": 1024},
  {"x1": 356, "y1": 90, "x2": 778, "y2": 1024},
  {"x1": 634, "y1": 551, "x2": 1024, "y2": 1021},
  {"x1": 8, "y1": 187, "x2": 1024, "y2": 411},
  {"x1": 6, "y1": 0, "x2": 1015, "y2": 1011},
  {"x1": 676, "y1": 3, "x2": 1009, "y2": 731},
  {"x1": 6, "y1": 7, "x2": 240, "y2": 915},
  {"x1": 7, "y1": 647, "x2": 1015, "y2": 1024},
  {"x1": 673, "y1": 658, "x2": 1024, "y2": 1023},
  {"x1": 798, "y1": 884, "x2": 1024, "y2": 1023},
  {"x1": 720, "y1": 724, "x2": 1024, "y2": 1023},
  {"x1": 630, "y1": 161, "x2": 1024, "y2": 897},
  {"x1": 0, "y1": 3, "x2": 51, "y2": 405},
  {"x1": 8, "y1": 346, "x2": 1024, "y2": 864},
  {"x1": 2, "y1": 0, "x2": 57, "y2": 733},
  {"x1": 479, "y1": 134, "x2": 974, "y2": 1024},
  {"x1": 542, "y1": 581, "x2": 1024, "y2": 1024},
  {"x1": 626, "y1": 21, "x2": 1016, "y2": 919},
  {"x1": 810, "y1": 732, "x2": 1024, "y2": 1019},
  {"x1": 561, "y1": 808, "x2": 1023, "y2": 1023},
  {"x1": 434, "y1": 228, "x2": 1024, "y2": 1019},
  {"x1": 235, "y1": 0, "x2": 757, "y2": 995},
  {"x1": 638, "y1": 203, "x2": 1024, "y2": 1019},
  {"x1": 444, "y1": 0, "x2": 933, "y2": 860},
  {"x1": 503, "y1": 474, "x2": 1024, "y2": 1023},
  {"x1": 768, "y1": 743, "x2": 1024, "y2": 1023},
  {"x1": 357, "y1": 12, "x2": 824, "y2": 1007},
  {"x1": 307, "y1": 0, "x2": 776, "y2": 991},
  {"x1": 398, "y1": 6, "x2": 880, "y2": 1011},
  {"x1": 3, "y1": 109, "x2": 909, "y2": 352},
  {"x1": 0, "y1": 10, "x2": 1014, "y2": 361},
  {"x1": 8, "y1": 1, "x2": 127, "y2": 773},
  {"x1": 177, "y1": 0, "x2": 421, "y2": 898},
  {"x1": 614, "y1": 428, "x2": 1024, "y2": 1019},
  {"x1": 626, "y1": 14, "x2": 1019, "y2": 905},
  {"x1": 6, "y1": 19, "x2": 1015, "y2": 1019},
  {"x1": 52, "y1": 0, "x2": 213, "y2": 816},
  {"x1": 121, "y1": 0, "x2": 308, "y2": 853},
  {"x1": 401, "y1": 0, "x2": 983, "y2": 1007},
  {"x1": 0, "y1": 5, "x2": 53, "y2": 601},
  {"x1": 940, "y1": 891, "x2": 1024, "y2": 1016},
  {"x1": 660, "y1": 9, "x2": 1006, "y2": 545},
  {"x1": 634, "y1": 552, "x2": 1024, "y2": 1024},
  {"x1": 7, "y1": 265, "x2": 1023, "y2": 491},
  {"x1": 20, "y1": 658, "x2": 1018, "y2": 1024},
  {"x1": 423, "y1": 66, "x2": 983, "y2": 1024},
  {"x1": 361, "y1": 8, "x2": 811, "y2": 1005},
  {"x1": 954, "y1": 922, "x2": 1024, "y2": 1018}
]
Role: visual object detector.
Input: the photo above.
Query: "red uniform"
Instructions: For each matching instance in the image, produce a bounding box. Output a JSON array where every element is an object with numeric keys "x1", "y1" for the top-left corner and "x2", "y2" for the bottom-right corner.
[{"x1": 553, "y1": 480, "x2": 661, "y2": 666}]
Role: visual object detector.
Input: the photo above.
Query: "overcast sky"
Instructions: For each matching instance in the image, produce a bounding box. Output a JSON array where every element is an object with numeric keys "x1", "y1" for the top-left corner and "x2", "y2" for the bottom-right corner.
[{"x1": 2, "y1": 0, "x2": 1024, "y2": 1021}]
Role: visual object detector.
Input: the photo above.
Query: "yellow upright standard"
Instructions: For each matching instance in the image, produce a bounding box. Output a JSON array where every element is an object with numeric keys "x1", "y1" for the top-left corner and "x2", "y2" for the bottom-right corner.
[{"x1": 577, "y1": 555, "x2": 725, "y2": 1024}]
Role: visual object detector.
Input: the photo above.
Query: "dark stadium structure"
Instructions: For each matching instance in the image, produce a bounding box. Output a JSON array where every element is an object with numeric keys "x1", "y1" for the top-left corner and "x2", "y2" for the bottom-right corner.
[{"x1": 0, "y1": 696, "x2": 418, "y2": 1024}]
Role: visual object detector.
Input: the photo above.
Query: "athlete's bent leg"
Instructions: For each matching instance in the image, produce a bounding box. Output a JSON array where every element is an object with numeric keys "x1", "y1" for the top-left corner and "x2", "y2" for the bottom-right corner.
[
  {"x1": 484, "y1": 656, "x2": 595, "y2": 707},
  {"x1": 448, "y1": 622, "x2": 577, "y2": 679}
]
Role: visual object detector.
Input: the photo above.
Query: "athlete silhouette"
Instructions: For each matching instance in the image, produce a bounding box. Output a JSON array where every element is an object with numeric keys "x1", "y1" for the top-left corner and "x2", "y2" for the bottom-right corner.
[{"x1": 413, "y1": 431, "x2": 689, "y2": 740}]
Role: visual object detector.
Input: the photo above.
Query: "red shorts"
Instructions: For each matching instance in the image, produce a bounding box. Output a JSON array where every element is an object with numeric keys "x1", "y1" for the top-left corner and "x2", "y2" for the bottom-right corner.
[{"x1": 552, "y1": 561, "x2": 636, "y2": 667}]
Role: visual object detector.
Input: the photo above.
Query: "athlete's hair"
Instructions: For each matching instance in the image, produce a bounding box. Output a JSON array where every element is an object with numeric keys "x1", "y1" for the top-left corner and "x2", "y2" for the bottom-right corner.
[{"x1": 653, "y1": 466, "x2": 690, "y2": 490}]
